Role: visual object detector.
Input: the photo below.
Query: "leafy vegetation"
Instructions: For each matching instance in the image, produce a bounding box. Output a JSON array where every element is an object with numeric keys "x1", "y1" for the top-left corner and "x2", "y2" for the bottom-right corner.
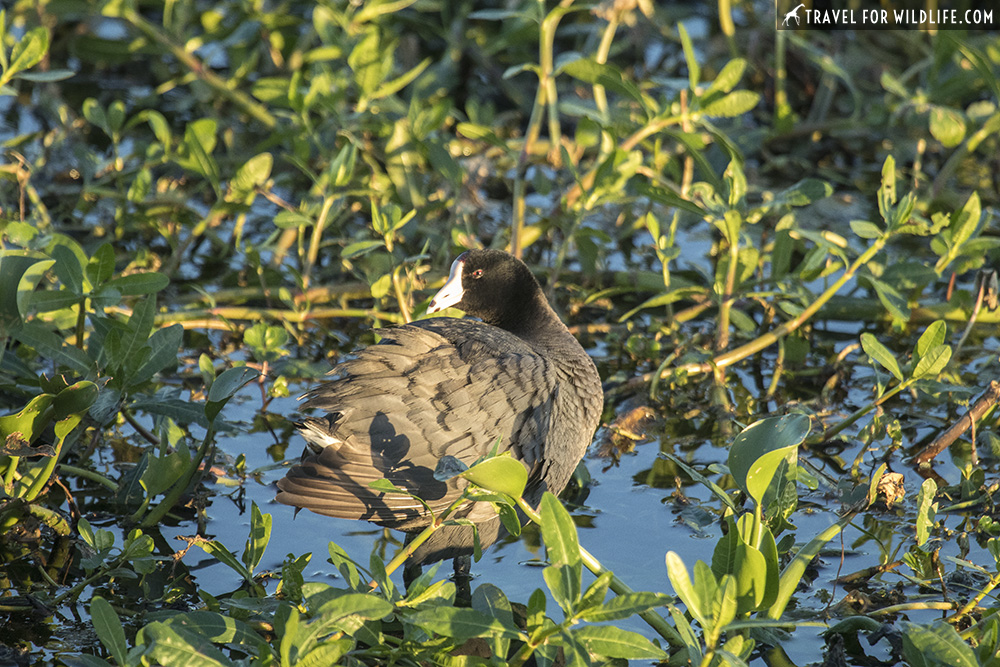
[{"x1": 2, "y1": 0, "x2": 1000, "y2": 665}]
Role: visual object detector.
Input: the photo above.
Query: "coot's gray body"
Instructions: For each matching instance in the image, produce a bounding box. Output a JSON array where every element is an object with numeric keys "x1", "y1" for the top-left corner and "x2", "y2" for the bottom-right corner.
[{"x1": 276, "y1": 249, "x2": 603, "y2": 563}]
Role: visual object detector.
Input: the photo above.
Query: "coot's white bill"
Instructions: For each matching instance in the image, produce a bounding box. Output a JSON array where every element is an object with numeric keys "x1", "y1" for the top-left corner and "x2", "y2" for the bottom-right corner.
[{"x1": 427, "y1": 253, "x2": 466, "y2": 313}]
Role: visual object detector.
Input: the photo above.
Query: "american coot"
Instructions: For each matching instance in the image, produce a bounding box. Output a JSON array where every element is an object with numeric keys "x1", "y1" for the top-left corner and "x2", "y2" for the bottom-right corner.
[{"x1": 276, "y1": 249, "x2": 603, "y2": 565}]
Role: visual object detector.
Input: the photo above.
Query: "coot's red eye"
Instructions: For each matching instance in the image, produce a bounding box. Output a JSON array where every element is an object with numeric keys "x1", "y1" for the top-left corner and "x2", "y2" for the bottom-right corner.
[{"x1": 471, "y1": 269, "x2": 484, "y2": 279}]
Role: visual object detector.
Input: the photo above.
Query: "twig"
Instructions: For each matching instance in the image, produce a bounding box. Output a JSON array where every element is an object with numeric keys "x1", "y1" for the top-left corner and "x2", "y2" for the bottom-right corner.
[{"x1": 912, "y1": 381, "x2": 1000, "y2": 464}]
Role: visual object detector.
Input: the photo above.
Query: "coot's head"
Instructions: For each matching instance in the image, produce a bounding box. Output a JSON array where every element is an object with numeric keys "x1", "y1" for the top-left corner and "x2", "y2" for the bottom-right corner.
[{"x1": 427, "y1": 249, "x2": 545, "y2": 330}]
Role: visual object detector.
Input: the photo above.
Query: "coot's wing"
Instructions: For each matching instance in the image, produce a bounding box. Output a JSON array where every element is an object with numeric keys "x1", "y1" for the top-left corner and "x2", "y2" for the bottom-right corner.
[{"x1": 275, "y1": 318, "x2": 557, "y2": 530}]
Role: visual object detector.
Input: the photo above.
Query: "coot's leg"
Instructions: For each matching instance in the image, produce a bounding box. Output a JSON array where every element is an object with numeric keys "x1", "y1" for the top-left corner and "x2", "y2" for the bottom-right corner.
[{"x1": 453, "y1": 554, "x2": 472, "y2": 607}]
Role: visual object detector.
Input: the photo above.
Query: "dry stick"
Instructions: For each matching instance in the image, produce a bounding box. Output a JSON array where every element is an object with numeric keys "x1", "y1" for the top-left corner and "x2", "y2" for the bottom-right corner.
[{"x1": 912, "y1": 381, "x2": 1000, "y2": 465}]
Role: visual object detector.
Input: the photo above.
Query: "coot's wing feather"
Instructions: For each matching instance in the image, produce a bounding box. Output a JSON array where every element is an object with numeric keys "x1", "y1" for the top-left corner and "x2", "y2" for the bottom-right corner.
[{"x1": 275, "y1": 318, "x2": 557, "y2": 530}]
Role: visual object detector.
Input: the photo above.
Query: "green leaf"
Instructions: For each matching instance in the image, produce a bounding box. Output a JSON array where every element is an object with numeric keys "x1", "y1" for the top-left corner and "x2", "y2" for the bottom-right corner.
[
  {"x1": 90, "y1": 596, "x2": 127, "y2": 667},
  {"x1": 139, "y1": 622, "x2": 231, "y2": 667},
  {"x1": 14, "y1": 323, "x2": 94, "y2": 374},
  {"x1": 406, "y1": 606, "x2": 521, "y2": 641},
  {"x1": 106, "y1": 100, "x2": 125, "y2": 135},
  {"x1": 768, "y1": 515, "x2": 849, "y2": 620},
  {"x1": 105, "y1": 272, "x2": 169, "y2": 296},
  {"x1": 83, "y1": 98, "x2": 109, "y2": 135},
  {"x1": 459, "y1": 455, "x2": 527, "y2": 499},
  {"x1": 242, "y1": 501, "x2": 272, "y2": 573},
  {"x1": 129, "y1": 324, "x2": 183, "y2": 387},
  {"x1": 120, "y1": 297, "x2": 156, "y2": 370},
  {"x1": 949, "y1": 192, "x2": 982, "y2": 249},
  {"x1": 26, "y1": 290, "x2": 81, "y2": 313},
  {"x1": 732, "y1": 540, "x2": 769, "y2": 613},
  {"x1": 861, "y1": 333, "x2": 904, "y2": 381},
  {"x1": 666, "y1": 552, "x2": 713, "y2": 630},
  {"x1": 472, "y1": 583, "x2": 514, "y2": 659},
  {"x1": 573, "y1": 625, "x2": 668, "y2": 660},
  {"x1": 51, "y1": 381, "x2": 99, "y2": 421},
  {"x1": 1, "y1": 253, "x2": 48, "y2": 329},
  {"x1": 157, "y1": 612, "x2": 274, "y2": 660},
  {"x1": 727, "y1": 414, "x2": 809, "y2": 505},
  {"x1": 929, "y1": 107, "x2": 966, "y2": 148},
  {"x1": 182, "y1": 120, "x2": 221, "y2": 196},
  {"x1": 229, "y1": 152, "x2": 272, "y2": 200},
  {"x1": 195, "y1": 539, "x2": 252, "y2": 582},
  {"x1": 706, "y1": 58, "x2": 747, "y2": 95},
  {"x1": 770, "y1": 178, "x2": 833, "y2": 209},
  {"x1": 912, "y1": 344, "x2": 951, "y2": 379},
  {"x1": 86, "y1": 244, "x2": 116, "y2": 286},
  {"x1": 868, "y1": 277, "x2": 910, "y2": 323},
  {"x1": 540, "y1": 492, "x2": 579, "y2": 567},
  {"x1": 341, "y1": 240, "x2": 384, "y2": 259},
  {"x1": 701, "y1": 90, "x2": 760, "y2": 117},
  {"x1": 678, "y1": 23, "x2": 699, "y2": 89},
  {"x1": 579, "y1": 591, "x2": 671, "y2": 622},
  {"x1": 205, "y1": 367, "x2": 260, "y2": 422},
  {"x1": 560, "y1": 58, "x2": 644, "y2": 105},
  {"x1": 140, "y1": 451, "x2": 186, "y2": 498},
  {"x1": 850, "y1": 220, "x2": 883, "y2": 239},
  {"x1": 543, "y1": 563, "x2": 581, "y2": 615},
  {"x1": 296, "y1": 591, "x2": 392, "y2": 651},
  {"x1": 915, "y1": 478, "x2": 938, "y2": 547},
  {"x1": 17, "y1": 69, "x2": 75, "y2": 83},
  {"x1": 916, "y1": 321, "x2": 947, "y2": 358},
  {"x1": 8, "y1": 27, "x2": 48, "y2": 78},
  {"x1": 902, "y1": 621, "x2": 978, "y2": 667},
  {"x1": 51, "y1": 244, "x2": 85, "y2": 296}
]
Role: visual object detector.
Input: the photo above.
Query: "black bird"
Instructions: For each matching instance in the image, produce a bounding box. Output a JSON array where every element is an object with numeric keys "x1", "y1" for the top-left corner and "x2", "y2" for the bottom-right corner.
[{"x1": 276, "y1": 249, "x2": 603, "y2": 571}]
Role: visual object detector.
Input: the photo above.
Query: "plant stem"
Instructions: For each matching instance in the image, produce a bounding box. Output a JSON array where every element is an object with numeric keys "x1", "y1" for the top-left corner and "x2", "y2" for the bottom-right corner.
[
  {"x1": 592, "y1": 15, "x2": 619, "y2": 120},
  {"x1": 813, "y1": 381, "x2": 909, "y2": 444},
  {"x1": 951, "y1": 571, "x2": 1000, "y2": 621},
  {"x1": 58, "y1": 464, "x2": 119, "y2": 492},
  {"x1": 716, "y1": 232, "x2": 739, "y2": 350},
  {"x1": 302, "y1": 195, "x2": 337, "y2": 291}
]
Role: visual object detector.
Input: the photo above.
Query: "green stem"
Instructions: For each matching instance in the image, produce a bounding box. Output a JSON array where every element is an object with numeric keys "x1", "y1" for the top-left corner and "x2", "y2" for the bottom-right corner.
[
  {"x1": 592, "y1": 16, "x2": 618, "y2": 120},
  {"x1": 774, "y1": 22, "x2": 791, "y2": 130},
  {"x1": 28, "y1": 503, "x2": 71, "y2": 536},
  {"x1": 813, "y1": 380, "x2": 910, "y2": 444},
  {"x1": 302, "y1": 195, "x2": 337, "y2": 291},
  {"x1": 75, "y1": 298, "x2": 86, "y2": 349},
  {"x1": 3, "y1": 456, "x2": 19, "y2": 490},
  {"x1": 951, "y1": 571, "x2": 1000, "y2": 621},
  {"x1": 716, "y1": 233, "x2": 739, "y2": 350}
]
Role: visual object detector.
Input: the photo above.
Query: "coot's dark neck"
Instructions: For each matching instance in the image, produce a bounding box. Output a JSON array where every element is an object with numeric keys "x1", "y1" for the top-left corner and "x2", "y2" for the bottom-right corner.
[{"x1": 490, "y1": 291, "x2": 569, "y2": 344}]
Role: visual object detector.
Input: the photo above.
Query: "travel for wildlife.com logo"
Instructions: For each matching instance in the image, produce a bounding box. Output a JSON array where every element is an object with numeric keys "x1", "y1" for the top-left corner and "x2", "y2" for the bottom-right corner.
[{"x1": 777, "y1": 0, "x2": 997, "y2": 30}]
